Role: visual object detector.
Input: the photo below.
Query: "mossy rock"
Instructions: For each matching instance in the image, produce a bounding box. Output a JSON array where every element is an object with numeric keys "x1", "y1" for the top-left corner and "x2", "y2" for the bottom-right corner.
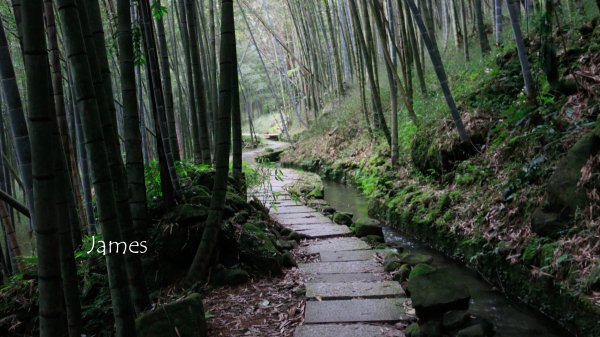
[
  {"x1": 282, "y1": 252, "x2": 297, "y2": 267},
  {"x1": 256, "y1": 150, "x2": 284, "y2": 163},
  {"x1": 354, "y1": 218, "x2": 383, "y2": 237},
  {"x1": 212, "y1": 268, "x2": 250, "y2": 287},
  {"x1": 332, "y1": 211, "x2": 353, "y2": 226},
  {"x1": 384, "y1": 253, "x2": 402, "y2": 272},
  {"x1": 275, "y1": 239, "x2": 295, "y2": 252},
  {"x1": 163, "y1": 204, "x2": 208, "y2": 225},
  {"x1": 363, "y1": 234, "x2": 384, "y2": 244},
  {"x1": 398, "y1": 253, "x2": 434, "y2": 266},
  {"x1": 456, "y1": 318, "x2": 495, "y2": 337},
  {"x1": 406, "y1": 323, "x2": 420, "y2": 337},
  {"x1": 394, "y1": 264, "x2": 412, "y2": 282},
  {"x1": 239, "y1": 223, "x2": 283, "y2": 274},
  {"x1": 419, "y1": 320, "x2": 443, "y2": 337},
  {"x1": 408, "y1": 263, "x2": 437, "y2": 281},
  {"x1": 547, "y1": 133, "x2": 600, "y2": 214},
  {"x1": 531, "y1": 208, "x2": 566, "y2": 238},
  {"x1": 135, "y1": 293, "x2": 207, "y2": 337},
  {"x1": 408, "y1": 267, "x2": 471, "y2": 320},
  {"x1": 443, "y1": 310, "x2": 470, "y2": 331},
  {"x1": 587, "y1": 263, "x2": 600, "y2": 291}
]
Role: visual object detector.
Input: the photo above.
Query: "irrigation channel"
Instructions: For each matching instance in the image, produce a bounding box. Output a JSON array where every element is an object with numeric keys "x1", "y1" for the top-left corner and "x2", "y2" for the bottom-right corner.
[{"x1": 321, "y1": 180, "x2": 573, "y2": 337}]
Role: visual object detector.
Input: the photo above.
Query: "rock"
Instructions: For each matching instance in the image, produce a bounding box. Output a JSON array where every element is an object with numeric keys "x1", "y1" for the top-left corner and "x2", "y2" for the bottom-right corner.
[
  {"x1": 456, "y1": 321, "x2": 494, "y2": 337},
  {"x1": 587, "y1": 263, "x2": 600, "y2": 291},
  {"x1": 212, "y1": 268, "x2": 250, "y2": 287},
  {"x1": 322, "y1": 207, "x2": 336, "y2": 215},
  {"x1": 332, "y1": 212, "x2": 354, "y2": 226},
  {"x1": 354, "y1": 218, "x2": 383, "y2": 237},
  {"x1": 286, "y1": 230, "x2": 301, "y2": 241},
  {"x1": 408, "y1": 267, "x2": 471, "y2": 320},
  {"x1": 394, "y1": 264, "x2": 412, "y2": 282},
  {"x1": 239, "y1": 223, "x2": 283, "y2": 274},
  {"x1": 408, "y1": 264, "x2": 437, "y2": 281},
  {"x1": 406, "y1": 323, "x2": 420, "y2": 337},
  {"x1": 163, "y1": 204, "x2": 208, "y2": 225},
  {"x1": 531, "y1": 208, "x2": 565, "y2": 238},
  {"x1": 398, "y1": 253, "x2": 434, "y2": 266},
  {"x1": 135, "y1": 293, "x2": 207, "y2": 337},
  {"x1": 363, "y1": 234, "x2": 384, "y2": 243},
  {"x1": 256, "y1": 149, "x2": 284, "y2": 163},
  {"x1": 280, "y1": 227, "x2": 293, "y2": 236},
  {"x1": 275, "y1": 239, "x2": 295, "y2": 251},
  {"x1": 443, "y1": 310, "x2": 470, "y2": 331},
  {"x1": 308, "y1": 199, "x2": 329, "y2": 209},
  {"x1": 384, "y1": 253, "x2": 402, "y2": 272},
  {"x1": 420, "y1": 320, "x2": 443, "y2": 337},
  {"x1": 282, "y1": 252, "x2": 297, "y2": 267},
  {"x1": 547, "y1": 133, "x2": 599, "y2": 214}
]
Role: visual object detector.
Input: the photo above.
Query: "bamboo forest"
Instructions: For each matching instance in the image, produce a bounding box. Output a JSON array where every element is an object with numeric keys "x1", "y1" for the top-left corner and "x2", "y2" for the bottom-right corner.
[{"x1": 0, "y1": 0, "x2": 599, "y2": 336}]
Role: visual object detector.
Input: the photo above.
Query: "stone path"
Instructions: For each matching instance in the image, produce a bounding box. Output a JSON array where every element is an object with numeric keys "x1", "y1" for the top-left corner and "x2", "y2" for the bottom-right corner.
[{"x1": 251, "y1": 168, "x2": 408, "y2": 337}]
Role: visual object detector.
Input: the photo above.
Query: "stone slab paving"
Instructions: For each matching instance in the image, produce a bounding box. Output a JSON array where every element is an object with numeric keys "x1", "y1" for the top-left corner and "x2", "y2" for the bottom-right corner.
[
  {"x1": 249, "y1": 163, "x2": 407, "y2": 336},
  {"x1": 304, "y1": 298, "x2": 409, "y2": 324},
  {"x1": 305, "y1": 273, "x2": 387, "y2": 283},
  {"x1": 269, "y1": 206, "x2": 316, "y2": 215},
  {"x1": 306, "y1": 281, "x2": 405, "y2": 299},
  {"x1": 293, "y1": 226, "x2": 352, "y2": 239},
  {"x1": 304, "y1": 237, "x2": 371, "y2": 254},
  {"x1": 320, "y1": 249, "x2": 392, "y2": 262},
  {"x1": 274, "y1": 215, "x2": 333, "y2": 225},
  {"x1": 299, "y1": 260, "x2": 383, "y2": 274},
  {"x1": 295, "y1": 324, "x2": 396, "y2": 337}
]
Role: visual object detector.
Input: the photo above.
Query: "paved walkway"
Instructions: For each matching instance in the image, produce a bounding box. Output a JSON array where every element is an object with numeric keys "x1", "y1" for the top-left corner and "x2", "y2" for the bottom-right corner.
[{"x1": 251, "y1": 168, "x2": 408, "y2": 337}]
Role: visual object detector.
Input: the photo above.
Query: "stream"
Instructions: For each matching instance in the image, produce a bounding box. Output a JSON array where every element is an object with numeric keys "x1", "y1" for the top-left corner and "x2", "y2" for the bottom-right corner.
[{"x1": 322, "y1": 180, "x2": 574, "y2": 337}]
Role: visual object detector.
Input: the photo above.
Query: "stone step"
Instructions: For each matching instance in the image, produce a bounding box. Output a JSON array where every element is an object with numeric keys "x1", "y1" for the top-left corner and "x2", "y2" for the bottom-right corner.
[
  {"x1": 293, "y1": 226, "x2": 352, "y2": 239},
  {"x1": 299, "y1": 260, "x2": 383, "y2": 274},
  {"x1": 295, "y1": 324, "x2": 402, "y2": 337},
  {"x1": 304, "y1": 238, "x2": 371, "y2": 254},
  {"x1": 304, "y1": 298, "x2": 409, "y2": 324},
  {"x1": 306, "y1": 281, "x2": 405, "y2": 300},
  {"x1": 305, "y1": 273, "x2": 387, "y2": 283},
  {"x1": 272, "y1": 212, "x2": 325, "y2": 221},
  {"x1": 270, "y1": 206, "x2": 316, "y2": 214},
  {"x1": 275, "y1": 215, "x2": 332, "y2": 225},
  {"x1": 319, "y1": 249, "x2": 392, "y2": 262}
]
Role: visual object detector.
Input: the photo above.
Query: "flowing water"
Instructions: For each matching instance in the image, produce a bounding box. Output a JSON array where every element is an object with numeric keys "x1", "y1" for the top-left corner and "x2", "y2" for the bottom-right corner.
[{"x1": 322, "y1": 180, "x2": 574, "y2": 337}]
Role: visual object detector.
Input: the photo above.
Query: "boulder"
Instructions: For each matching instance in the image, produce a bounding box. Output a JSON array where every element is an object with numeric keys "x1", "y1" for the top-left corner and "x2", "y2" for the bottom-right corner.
[
  {"x1": 256, "y1": 150, "x2": 284, "y2": 163},
  {"x1": 212, "y1": 269, "x2": 250, "y2": 287},
  {"x1": 456, "y1": 320, "x2": 495, "y2": 337},
  {"x1": 354, "y1": 218, "x2": 383, "y2": 237},
  {"x1": 406, "y1": 323, "x2": 420, "y2": 337},
  {"x1": 547, "y1": 133, "x2": 599, "y2": 214},
  {"x1": 531, "y1": 208, "x2": 565, "y2": 238},
  {"x1": 282, "y1": 252, "x2": 297, "y2": 267},
  {"x1": 363, "y1": 235, "x2": 384, "y2": 244},
  {"x1": 135, "y1": 293, "x2": 207, "y2": 337},
  {"x1": 393, "y1": 264, "x2": 412, "y2": 282},
  {"x1": 332, "y1": 212, "x2": 353, "y2": 226},
  {"x1": 275, "y1": 239, "x2": 295, "y2": 251},
  {"x1": 442, "y1": 310, "x2": 470, "y2": 331},
  {"x1": 399, "y1": 253, "x2": 434, "y2": 266},
  {"x1": 239, "y1": 223, "x2": 283, "y2": 274},
  {"x1": 587, "y1": 263, "x2": 600, "y2": 291},
  {"x1": 408, "y1": 267, "x2": 471, "y2": 320},
  {"x1": 384, "y1": 253, "x2": 402, "y2": 272},
  {"x1": 419, "y1": 320, "x2": 443, "y2": 337},
  {"x1": 163, "y1": 204, "x2": 208, "y2": 225},
  {"x1": 322, "y1": 207, "x2": 336, "y2": 215}
]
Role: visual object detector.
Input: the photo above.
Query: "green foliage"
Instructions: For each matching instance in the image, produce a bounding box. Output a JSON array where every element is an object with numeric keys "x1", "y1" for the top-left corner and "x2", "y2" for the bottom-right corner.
[
  {"x1": 151, "y1": 0, "x2": 168, "y2": 18},
  {"x1": 132, "y1": 24, "x2": 145, "y2": 66}
]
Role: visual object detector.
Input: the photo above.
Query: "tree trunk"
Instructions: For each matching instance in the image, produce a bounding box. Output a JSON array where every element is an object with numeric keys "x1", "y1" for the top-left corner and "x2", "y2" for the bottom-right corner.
[
  {"x1": 475, "y1": 0, "x2": 491, "y2": 54},
  {"x1": 495, "y1": 0, "x2": 503, "y2": 46},
  {"x1": 406, "y1": 0, "x2": 469, "y2": 141},
  {"x1": 507, "y1": 0, "x2": 536, "y2": 102},
  {"x1": 21, "y1": 2, "x2": 65, "y2": 336},
  {"x1": 188, "y1": 0, "x2": 235, "y2": 283},
  {"x1": 55, "y1": 0, "x2": 137, "y2": 335}
]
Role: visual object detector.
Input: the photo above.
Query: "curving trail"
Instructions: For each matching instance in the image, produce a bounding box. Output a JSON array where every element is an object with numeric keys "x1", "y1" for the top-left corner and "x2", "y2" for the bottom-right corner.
[{"x1": 247, "y1": 137, "x2": 408, "y2": 336}]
